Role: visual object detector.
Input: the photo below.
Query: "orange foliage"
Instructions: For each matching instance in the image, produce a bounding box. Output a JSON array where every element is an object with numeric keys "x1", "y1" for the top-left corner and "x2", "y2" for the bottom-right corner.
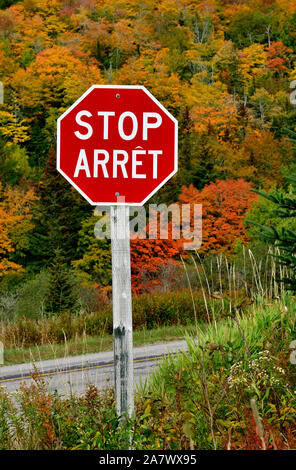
[
  {"x1": 116, "y1": 52, "x2": 184, "y2": 111},
  {"x1": 187, "y1": 80, "x2": 251, "y2": 143},
  {"x1": 130, "y1": 211, "x2": 182, "y2": 294},
  {"x1": 11, "y1": 45, "x2": 103, "y2": 110},
  {"x1": 0, "y1": 182, "x2": 36, "y2": 277},
  {"x1": 241, "y1": 130, "x2": 294, "y2": 188},
  {"x1": 179, "y1": 179, "x2": 258, "y2": 254}
]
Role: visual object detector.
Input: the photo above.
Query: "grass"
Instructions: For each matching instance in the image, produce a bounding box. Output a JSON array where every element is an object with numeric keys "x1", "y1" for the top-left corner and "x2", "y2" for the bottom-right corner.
[
  {"x1": 0, "y1": 289, "x2": 209, "y2": 350},
  {"x1": 191, "y1": 295, "x2": 295, "y2": 356},
  {"x1": 135, "y1": 296, "x2": 296, "y2": 449},
  {"x1": 147, "y1": 296, "x2": 295, "y2": 390},
  {"x1": 1, "y1": 247, "x2": 289, "y2": 367},
  {"x1": 1, "y1": 248, "x2": 296, "y2": 450},
  {"x1": 2, "y1": 324, "x2": 196, "y2": 365},
  {"x1": 1, "y1": 296, "x2": 295, "y2": 450}
]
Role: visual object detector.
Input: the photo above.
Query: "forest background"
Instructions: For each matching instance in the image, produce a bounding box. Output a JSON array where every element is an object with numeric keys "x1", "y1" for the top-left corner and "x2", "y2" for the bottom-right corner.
[{"x1": 1, "y1": 0, "x2": 296, "y2": 318}]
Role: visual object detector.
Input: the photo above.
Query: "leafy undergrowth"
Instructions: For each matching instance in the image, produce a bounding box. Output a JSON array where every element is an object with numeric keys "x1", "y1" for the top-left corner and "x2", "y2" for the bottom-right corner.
[{"x1": 1, "y1": 297, "x2": 296, "y2": 450}]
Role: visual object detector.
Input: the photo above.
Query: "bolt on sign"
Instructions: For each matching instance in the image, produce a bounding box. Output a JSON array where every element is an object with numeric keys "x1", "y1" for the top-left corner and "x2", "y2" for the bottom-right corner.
[{"x1": 57, "y1": 85, "x2": 178, "y2": 418}]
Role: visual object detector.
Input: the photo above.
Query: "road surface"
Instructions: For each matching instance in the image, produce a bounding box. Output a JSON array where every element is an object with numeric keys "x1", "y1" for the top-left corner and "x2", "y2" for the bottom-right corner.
[{"x1": 0, "y1": 340, "x2": 188, "y2": 396}]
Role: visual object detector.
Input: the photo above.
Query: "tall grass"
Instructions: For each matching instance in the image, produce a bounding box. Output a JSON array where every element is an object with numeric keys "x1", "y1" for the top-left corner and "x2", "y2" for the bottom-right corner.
[
  {"x1": 1, "y1": 249, "x2": 295, "y2": 450},
  {"x1": 140, "y1": 247, "x2": 294, "y2": 398},
  {"x1": 0, "y1": 290, "x2": 212, "y2": 350},
  {"x1": 184, "y1": 246, "x2": 289, "y2": 316},
  {"x1": 137, "y1": 290, "x2": 296, "y2": 449}
]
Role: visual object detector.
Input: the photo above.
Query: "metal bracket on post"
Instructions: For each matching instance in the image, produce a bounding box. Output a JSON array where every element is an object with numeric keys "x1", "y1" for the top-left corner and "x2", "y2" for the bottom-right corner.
[{"x1": 110, "y1": 196, "x2": 134, "y2": 419}]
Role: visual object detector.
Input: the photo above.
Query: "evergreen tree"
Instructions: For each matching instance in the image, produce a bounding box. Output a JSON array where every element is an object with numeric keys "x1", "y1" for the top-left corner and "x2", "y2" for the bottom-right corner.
[
  {"x1": 29, "y1": 148, "x2": 92, "y2": 269},
  {"x1": 44, "y1": 250, "x2": 79, "y2": 314},
  {"x1": 247, "y1": 131, "x2": 296, "y2": 292}
]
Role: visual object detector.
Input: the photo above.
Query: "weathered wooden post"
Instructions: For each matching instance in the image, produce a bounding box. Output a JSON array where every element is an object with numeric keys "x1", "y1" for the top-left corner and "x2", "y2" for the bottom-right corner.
[{"x1": 110, "y1": 202, "x2": 134, "y2": 417}]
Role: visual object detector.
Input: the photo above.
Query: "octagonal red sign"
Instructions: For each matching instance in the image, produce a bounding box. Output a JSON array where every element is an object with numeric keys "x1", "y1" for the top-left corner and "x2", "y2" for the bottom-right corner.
[{"x1": 57, "y1": 85, "x2": 178, "y2": 206}]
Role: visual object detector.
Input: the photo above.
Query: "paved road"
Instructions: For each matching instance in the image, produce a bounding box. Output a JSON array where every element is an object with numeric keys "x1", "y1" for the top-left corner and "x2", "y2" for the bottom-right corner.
[{"x1": 0, "y1": 340, "x2": 188, "y2": 396}]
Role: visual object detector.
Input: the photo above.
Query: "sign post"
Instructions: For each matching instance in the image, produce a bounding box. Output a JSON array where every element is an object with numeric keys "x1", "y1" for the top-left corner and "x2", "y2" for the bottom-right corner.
[
  {"x1": 111, "y1": 202, "x2": 134, "y2": 417},
  {"x1": 57, "y1": 85, "x2": 178, "y2": 419}
]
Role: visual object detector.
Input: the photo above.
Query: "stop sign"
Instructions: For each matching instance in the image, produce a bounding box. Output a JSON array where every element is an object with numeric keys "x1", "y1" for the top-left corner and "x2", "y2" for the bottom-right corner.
[{"x1": 57, "y1": 85, "x2": 178, "y2": 205}]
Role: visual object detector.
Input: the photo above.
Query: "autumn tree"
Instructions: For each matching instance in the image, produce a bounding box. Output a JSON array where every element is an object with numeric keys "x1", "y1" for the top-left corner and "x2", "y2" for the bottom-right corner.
[
  {"x1": 73, "y1": 208, "x2": 182, "y2": 294},
  {"x1": 130, "y1": 214, "x2": 182, "y2": 294},
  {"x1": 0, "y1": 184, "x2": 23, "y2": 278},
  {"x1": 1, "y1": 0, "x2": 296, "y2": 288},
  {"x1": 11, "y1": 45, "x2": 103, "y2": 110},
  {"x1": 266, "y1": 41, "x2": 293, "y2": 74},
  {"x1": 0, "y1": 135, "x2": 31, "y2": 185},
  {"x1": 0, "y1": 180, "x2": 35, "y2": 279},
  {"x1": 179, "y1": 179, "x2": 258, "y2": 254},
  {"x1": 72, "y1": 214, "x2": 112, "y2": 287},
  {"x1": 241, "y1": 130, "x2": 294, "y2": 189}
]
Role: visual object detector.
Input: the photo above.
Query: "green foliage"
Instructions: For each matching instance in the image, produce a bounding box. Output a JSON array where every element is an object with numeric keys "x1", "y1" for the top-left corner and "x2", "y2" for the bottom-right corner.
[
  {"x1": 72, "y1": 215, "x2": 112, "y2": 286},
  {"x1": 20, "y1": 46, "x2": 35, "y2": 68},
  {"x1": 247, "y1": 172, "x2": 296, "y2": 293},
  {"x1": 226, "y1": 10, "x2": 272, "y2": 48},
  {"x1": 0, "y1": 271, "x2": 48, "y2": 320},
  {"x1": 26, "y1": 119, "x2": 51, "y2": 168},
  {"x1": 44, "y1": 250, "x2": 79, "y2": 315},
  {"x1": 0, "y1": 298, "x2": 295, "y2": 450},
  {"x1": 29, "y1": 148, "x2": 91, "y2": 269},
  {"x1": 0, "y1": 136, "x2": 30, "y2": 186},
  {"x1": 142, "y1": 297, "x2": 296, "y2": 449},
  {"x1": 246, "y1": 185, "x2": 296, "y2": 243},
  {"x1": 285, "y1": 128, "x2": 296, "y2": 151},
  {"x1": 0, "y1": 0, "x2": 20, "y2": 8},
  {"x1": 280, "y1": 11, "x2": 296, "y2": 49},
  {"x1": 188, "y1": 132, "x2": 220, "y2": 190}
]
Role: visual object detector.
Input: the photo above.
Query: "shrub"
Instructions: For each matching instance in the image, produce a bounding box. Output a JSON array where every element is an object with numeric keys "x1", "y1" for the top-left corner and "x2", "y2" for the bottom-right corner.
[
  {"x1": 0, "y1": 289, "x2": 215, "y2": 348},
  {"x1": 0, "y1": 271, "x2": 49, "y2": 320}
]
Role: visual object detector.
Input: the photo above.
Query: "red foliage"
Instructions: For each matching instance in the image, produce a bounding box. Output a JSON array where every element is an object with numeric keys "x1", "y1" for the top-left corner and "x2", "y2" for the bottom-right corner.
[
  {"x1": 130, "y1": 211, "x2": 182, "y2": 294},
  {"x1": 179, "y1": 178, "x2": 257, "y2": 254},
  {"x1": 130, "y1": 178, "x2": 257, "y2": 292},
  {"x1": 227, "y1": 407, "x2": 296, "y2": 450},
  {"x1": 266, "y1": 41, "x2": 292, "y2": 72},
  {"x1": 131, "y1": 239, "x2": 181, "y2": 295}
]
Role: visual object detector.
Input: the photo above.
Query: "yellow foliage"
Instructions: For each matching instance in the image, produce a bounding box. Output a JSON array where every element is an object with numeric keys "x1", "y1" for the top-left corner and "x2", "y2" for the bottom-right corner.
[
  {"x1": 0, "y1": 182, "x2": 36, "y2": 277},
  {"x1": 238, "y1": 44, "x2": 267, "y2": 92},
  {"x1": 116, "y1": 52, "x2": 184, "y2": 110},
  {"x1": 186, "y1": 80, "x2": 240, "y2": 138},
  {"x1": 11, "y1": 45, "x2": 103, "y2": 109},
  {"x1": 0, "y1": 110, "x2": 30, "y2": 144}
]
